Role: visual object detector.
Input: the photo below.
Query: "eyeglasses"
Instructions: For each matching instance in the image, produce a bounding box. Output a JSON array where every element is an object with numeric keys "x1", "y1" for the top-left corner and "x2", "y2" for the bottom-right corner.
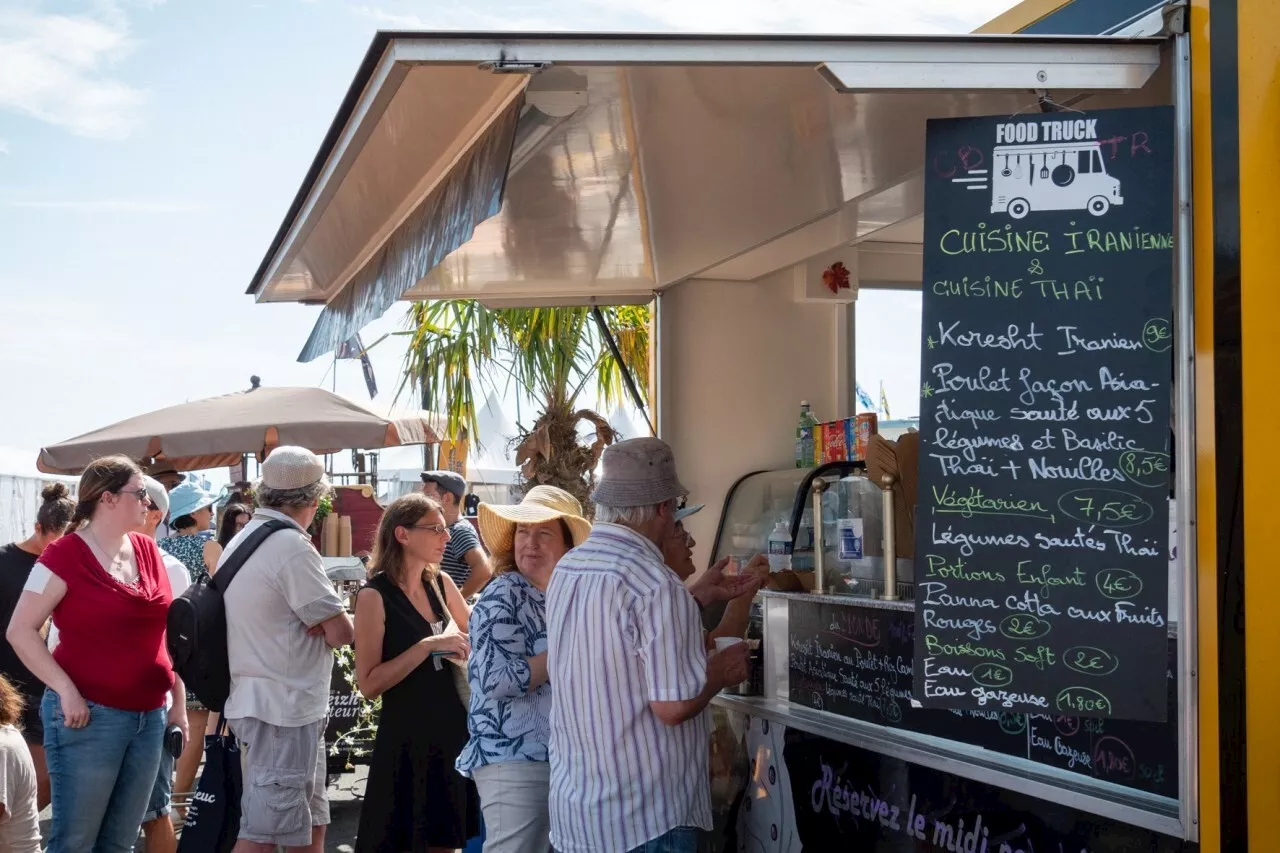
[
  {"x1": 407, "y1": 523, "x2": 449, "y2": 535},
  {"x1": 116, "y1": 488, "x2": 150, "y2": 503}
]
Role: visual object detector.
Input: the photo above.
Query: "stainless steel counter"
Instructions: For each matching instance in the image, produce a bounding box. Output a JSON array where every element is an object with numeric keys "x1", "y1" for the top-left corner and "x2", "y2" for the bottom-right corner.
[
  {"x1": 720, "y1": 589, "x2": 1184, "y2": 838},
  {"x1": 758, "y1": 588, "x2": 914, "y2": 612},
  {"x1": 709, "y1": 692, "x2": 1180, "y2": 836}
]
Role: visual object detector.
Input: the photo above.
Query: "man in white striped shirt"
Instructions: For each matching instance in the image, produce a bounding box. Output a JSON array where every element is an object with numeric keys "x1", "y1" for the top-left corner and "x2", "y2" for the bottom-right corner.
[{"x1": 546, "y1": 438, "x2": 751, "y2": 853}]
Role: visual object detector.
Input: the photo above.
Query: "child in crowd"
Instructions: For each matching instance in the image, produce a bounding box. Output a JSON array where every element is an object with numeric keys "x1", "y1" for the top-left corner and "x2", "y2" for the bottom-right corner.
[{"x1": 0, "y1": 674, "x2": 40, "y2": 853}]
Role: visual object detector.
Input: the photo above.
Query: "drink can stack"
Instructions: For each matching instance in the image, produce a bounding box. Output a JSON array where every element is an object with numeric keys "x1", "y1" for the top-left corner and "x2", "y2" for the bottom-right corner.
[{"x1": 813, "y1": 413, "x2": 879, "y2": 464}]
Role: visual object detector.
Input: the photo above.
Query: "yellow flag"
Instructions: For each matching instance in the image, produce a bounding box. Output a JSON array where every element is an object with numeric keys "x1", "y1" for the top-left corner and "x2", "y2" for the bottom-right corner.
[{"x1": 437, "y1": 439, "x2": 469, "y2": 476}]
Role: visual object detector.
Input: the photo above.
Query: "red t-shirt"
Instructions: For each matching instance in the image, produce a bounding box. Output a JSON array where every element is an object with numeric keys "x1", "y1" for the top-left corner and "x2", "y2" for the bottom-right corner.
[{"x1": 41, "y1": 532, "x2": 175, "y2": 712}]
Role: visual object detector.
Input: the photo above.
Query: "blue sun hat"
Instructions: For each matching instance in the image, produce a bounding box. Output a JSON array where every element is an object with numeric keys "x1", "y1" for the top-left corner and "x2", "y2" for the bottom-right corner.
[{"x1": 167, "y1": 480, "x2": 220, "y2": 521}]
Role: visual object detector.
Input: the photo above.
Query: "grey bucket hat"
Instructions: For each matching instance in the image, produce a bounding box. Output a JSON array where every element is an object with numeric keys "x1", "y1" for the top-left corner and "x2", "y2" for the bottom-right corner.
[{"x1": 591, "y1": 437, "x2": 689, "y2": 508}]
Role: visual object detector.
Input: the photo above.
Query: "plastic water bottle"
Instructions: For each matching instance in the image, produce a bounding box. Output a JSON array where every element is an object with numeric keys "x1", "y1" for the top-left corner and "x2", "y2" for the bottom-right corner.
[
  {"x1": 795, "y1": 402, "x2": 818, "y2": 468},
  {"x1": 768, "y1": 520, "x2": 793, "y2": 572}
]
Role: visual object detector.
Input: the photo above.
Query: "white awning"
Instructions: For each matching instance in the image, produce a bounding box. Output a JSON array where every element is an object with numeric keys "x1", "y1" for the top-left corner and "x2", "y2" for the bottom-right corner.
[{"x1": 247, "y1": 32, "x2": 1167, "y2": 360}]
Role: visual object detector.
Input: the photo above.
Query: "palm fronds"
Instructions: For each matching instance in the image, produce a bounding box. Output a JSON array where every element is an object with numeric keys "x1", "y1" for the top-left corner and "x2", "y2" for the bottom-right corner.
[{"x1": 399, "y1": 301, "x2": 650, "y2": 499}]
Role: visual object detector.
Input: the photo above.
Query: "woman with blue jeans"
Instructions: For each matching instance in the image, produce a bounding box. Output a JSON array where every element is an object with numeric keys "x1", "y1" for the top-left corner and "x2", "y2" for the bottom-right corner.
[
  {"x1": 458, "y1": 486, "x2": 591, "y2": 853},
  {"x1": 6, "y1": 455, "x2": 187, "y2": 852}
]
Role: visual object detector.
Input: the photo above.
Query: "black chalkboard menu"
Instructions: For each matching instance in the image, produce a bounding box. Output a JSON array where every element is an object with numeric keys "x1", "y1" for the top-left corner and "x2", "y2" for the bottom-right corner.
[
  {"x1": 778, "y1": 728, "x2": 1191, "y2": 852},
  {"x1": 912, "y1": 107, "x2": 1175, "y2": 721},
  {"x1": 788, "y1": 599, "x2": 1178, "y2": 798}
]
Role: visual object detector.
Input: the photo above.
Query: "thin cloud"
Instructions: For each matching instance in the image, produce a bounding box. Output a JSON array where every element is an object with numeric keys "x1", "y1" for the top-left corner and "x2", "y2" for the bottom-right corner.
[
  {"x1": 0, "y1": 4, "x2": 152, "y2": 140},
  {"x1": 3, "y1": 199, "x2": 208, "y2": 213},
  {"x1": 0, "y1": 139, "x2": 8, "y2": 155},
  {"x1": 353, "y1": 5, "x2": 566, "y2": 31},
  {"x1": 586, "y1": 0, "x2": 1015, "y2": 33},
  {"x1": 354, "y1": 0, "x2": 1014, "y2": 35}
]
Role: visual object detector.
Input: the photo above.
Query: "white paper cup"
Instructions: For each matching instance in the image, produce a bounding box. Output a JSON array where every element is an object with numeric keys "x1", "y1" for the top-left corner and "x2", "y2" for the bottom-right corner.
[{"x1": 714, "y1": 636, "x2": 744, "y2": 652}]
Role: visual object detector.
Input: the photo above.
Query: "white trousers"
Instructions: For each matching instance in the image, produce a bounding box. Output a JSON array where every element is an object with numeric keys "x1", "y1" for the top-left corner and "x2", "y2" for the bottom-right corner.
[{"x1": 472, "y1": 760, "x2": 552, "y2": 853}]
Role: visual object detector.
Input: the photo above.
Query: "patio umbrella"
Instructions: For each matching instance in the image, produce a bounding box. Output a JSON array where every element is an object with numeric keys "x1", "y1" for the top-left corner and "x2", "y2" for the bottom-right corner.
[{"x1": 36, "y1": 385, "x2": 447, "y2": 475}]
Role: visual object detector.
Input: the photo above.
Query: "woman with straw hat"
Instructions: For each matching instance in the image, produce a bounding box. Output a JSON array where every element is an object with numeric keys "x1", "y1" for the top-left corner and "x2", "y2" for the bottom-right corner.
[{"x1": 455, "y1": 486, "x2": 591, "y2": 853}]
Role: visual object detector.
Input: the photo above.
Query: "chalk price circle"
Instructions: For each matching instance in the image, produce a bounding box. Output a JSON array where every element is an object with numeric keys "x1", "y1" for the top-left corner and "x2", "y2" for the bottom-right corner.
[
  {"x1": 1142, "y1": 318, "x2": 1173, "y2": 353},
  {"x1": 1058, "y1": 488, "x2": 1153, "y2": 528},
  {"x1": 1055, "y1": 686, "x2": 1113, "y2": 717},
  {"x1": 972, "y1": 663, "x2": 1014, "y2": 688},
  {"x1": 1053, "y1": 715, "x2": 1081, "y2": 737},
  {"x1": 999, "y1": 713, "x2": 1028, "y2": 735},
  {"x1": 1064, "y1": 646, "x2": 1121, "y2": 677},
  {"x1": 1092, "y1": 736, "x2": 1138, "y2": 782},
  {"x1": 1095, "y1": 568, "x2": 1144, "y2": 601},
  {"x1": 999, "y1": 614, "x2": 1052, "y2": 641},
  {"x1": 1118, "y1": 450, "x2": 1171, "y2": 489}
]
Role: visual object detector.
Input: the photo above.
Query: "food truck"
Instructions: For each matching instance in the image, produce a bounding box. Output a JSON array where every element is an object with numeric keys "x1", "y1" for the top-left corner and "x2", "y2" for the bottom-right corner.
[{"x1": 241, "y1": 0, "x2": 1277, "y2": 848}]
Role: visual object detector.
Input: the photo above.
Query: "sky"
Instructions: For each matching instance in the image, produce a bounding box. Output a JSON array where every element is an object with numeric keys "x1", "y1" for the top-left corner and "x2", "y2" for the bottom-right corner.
[{"x1": 0, "y1": 0, "x2": 1014, "y2": 477}]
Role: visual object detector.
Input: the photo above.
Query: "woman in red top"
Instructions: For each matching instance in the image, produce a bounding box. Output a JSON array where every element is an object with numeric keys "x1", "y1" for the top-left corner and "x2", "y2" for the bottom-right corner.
[{"x1": 5, "y1": 455, "x2": 188, "y2": 853}]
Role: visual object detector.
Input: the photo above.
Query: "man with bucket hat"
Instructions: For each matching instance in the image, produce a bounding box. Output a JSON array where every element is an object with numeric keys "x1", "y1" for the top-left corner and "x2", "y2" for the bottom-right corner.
[{"x1": 545, "y1": 438, "x2": 752, "y2": 853}]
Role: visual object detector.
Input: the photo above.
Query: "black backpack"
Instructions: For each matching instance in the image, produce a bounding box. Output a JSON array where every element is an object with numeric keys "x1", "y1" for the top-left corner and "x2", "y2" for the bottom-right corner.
[{"x1": 167, "y1": 519, "x2": 292, "y2": 713}]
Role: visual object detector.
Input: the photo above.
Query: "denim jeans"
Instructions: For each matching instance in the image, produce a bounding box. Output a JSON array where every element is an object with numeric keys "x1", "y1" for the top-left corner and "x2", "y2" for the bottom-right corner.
[
  {"x1": 626, "y1": 826, "x2": 700, "y2": 853},
  {"x1": 41, "y1": 689, "x2": 165, "y2": 853}
]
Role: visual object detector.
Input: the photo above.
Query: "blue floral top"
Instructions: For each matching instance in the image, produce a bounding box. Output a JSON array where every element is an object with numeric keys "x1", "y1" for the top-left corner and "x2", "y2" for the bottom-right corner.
[
  {"x1": 160, "y1": 533, "x2": 213, "y2": 585},
  {"x1": 455, "y1": 571, "x2": 552, "y2": 776}
]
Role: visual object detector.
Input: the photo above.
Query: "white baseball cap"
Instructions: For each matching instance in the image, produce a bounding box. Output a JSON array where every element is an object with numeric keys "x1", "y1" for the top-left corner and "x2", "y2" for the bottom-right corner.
[
  {"x1": 261, "y1": 446, "x2": 327, "y2": 490},
  {"x1": 142, "y1": 476, "x2": 170, "y2": 516}
]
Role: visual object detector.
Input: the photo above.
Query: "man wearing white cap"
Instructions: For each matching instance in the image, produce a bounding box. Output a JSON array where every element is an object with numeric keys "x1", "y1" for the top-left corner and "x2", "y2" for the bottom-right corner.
[
  {"x1": 545, "y1": 438, "x2": 752, "y2": 853},
  {"x1": 220, "y1": 447, "x2": 354, "y2": 853}
]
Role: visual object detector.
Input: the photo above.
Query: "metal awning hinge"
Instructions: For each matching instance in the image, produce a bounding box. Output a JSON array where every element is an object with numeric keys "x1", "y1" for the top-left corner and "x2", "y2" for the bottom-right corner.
[{"x1": 480, "y1": 59, "x2": 553, "y2": 74}]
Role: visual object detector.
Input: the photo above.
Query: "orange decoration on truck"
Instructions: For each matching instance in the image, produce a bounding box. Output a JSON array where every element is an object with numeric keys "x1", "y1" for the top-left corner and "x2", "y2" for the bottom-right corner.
[{"x1": 822, "y1": 261, "x2": 851, "y2": 294}]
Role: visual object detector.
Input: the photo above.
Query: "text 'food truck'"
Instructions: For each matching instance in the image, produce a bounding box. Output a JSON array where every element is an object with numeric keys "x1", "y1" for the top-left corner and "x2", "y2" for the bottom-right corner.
[{"x1": 989, "y1": 118, "x2": 1123, "y2": 220}]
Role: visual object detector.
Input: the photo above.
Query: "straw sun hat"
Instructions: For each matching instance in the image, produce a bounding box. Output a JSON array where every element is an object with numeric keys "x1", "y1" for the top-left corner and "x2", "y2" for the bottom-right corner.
[{"x1": 478, "y1": 486, "x2": 592, "y2": 555}]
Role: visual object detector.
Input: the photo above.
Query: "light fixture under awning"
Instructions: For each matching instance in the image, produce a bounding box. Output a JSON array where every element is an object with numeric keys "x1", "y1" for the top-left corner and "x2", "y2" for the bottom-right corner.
[{"x1": 297, "y1": 95, "x2": 523, "y2": 362}]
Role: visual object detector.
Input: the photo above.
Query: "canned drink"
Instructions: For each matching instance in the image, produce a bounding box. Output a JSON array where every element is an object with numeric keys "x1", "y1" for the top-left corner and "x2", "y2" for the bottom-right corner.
[
  {"x1": 822, "y1": 419, "x2": 848, "y2": 463},
  {"x1": 852, "y1": 413, "x2": 878, "y2": 461}
]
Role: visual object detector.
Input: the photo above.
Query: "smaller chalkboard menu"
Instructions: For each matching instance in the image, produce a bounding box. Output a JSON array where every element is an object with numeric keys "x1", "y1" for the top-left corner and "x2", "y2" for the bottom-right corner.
[
  {"x1": 787, "y1": 599, "x2": 1177, "y2": 799},
  {"x1": 779, "y1": 729, "x2": 1191, "y2": 852},
  {"x1": 912, "y1": 106, "x2": 1176, "y2": 721}
]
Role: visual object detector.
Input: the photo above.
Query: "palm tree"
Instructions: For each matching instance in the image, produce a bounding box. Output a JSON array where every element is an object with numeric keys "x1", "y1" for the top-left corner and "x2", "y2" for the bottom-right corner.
[{"x1": 399, "y1": 300, "x2": 650, "y2": 509}]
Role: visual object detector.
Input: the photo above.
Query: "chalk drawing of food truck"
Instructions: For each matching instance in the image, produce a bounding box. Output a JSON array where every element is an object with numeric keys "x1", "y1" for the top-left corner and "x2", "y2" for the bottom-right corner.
[{"x1": 990, "y1": 141, "x2": 1123, "y2": 219}]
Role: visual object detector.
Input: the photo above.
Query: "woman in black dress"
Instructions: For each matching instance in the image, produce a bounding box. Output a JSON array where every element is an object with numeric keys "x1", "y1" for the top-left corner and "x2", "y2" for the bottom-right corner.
[{"x1": 354, "y1": 493, "x2": 479, "y2": 852}]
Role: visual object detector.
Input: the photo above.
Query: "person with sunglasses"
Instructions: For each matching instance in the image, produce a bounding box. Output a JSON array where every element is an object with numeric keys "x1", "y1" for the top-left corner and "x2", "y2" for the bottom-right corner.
[
  {"x1": 136, "y1": 477, "x2": 192, "y2": 853},
  {"x1": 354, "y1": 492, "x2": 477, "y2": 853},
  {"x1": 5, "y1": 455, "x2": 187, "y2": 852}
]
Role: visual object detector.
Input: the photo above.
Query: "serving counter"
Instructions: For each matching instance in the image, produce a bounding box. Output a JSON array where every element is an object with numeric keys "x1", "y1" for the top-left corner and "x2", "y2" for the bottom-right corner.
[
  {"x1": 701, "y1": 456, "x2": 1189, "y2": 850},
  {"x1": 706, "y1": 590, "x2": 1187, "y2": 850}
]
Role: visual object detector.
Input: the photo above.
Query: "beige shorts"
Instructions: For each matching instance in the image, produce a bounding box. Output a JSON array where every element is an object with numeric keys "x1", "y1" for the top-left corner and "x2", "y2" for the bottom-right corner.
[{"x1": 228, "y1": 717, "x2": 329, "y2": 847}]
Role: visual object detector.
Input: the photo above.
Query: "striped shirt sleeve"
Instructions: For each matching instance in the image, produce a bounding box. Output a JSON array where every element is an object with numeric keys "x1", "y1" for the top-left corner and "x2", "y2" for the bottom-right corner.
[{"x1": 635, "y1": 580, "x2": 706, "y2": 702}]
